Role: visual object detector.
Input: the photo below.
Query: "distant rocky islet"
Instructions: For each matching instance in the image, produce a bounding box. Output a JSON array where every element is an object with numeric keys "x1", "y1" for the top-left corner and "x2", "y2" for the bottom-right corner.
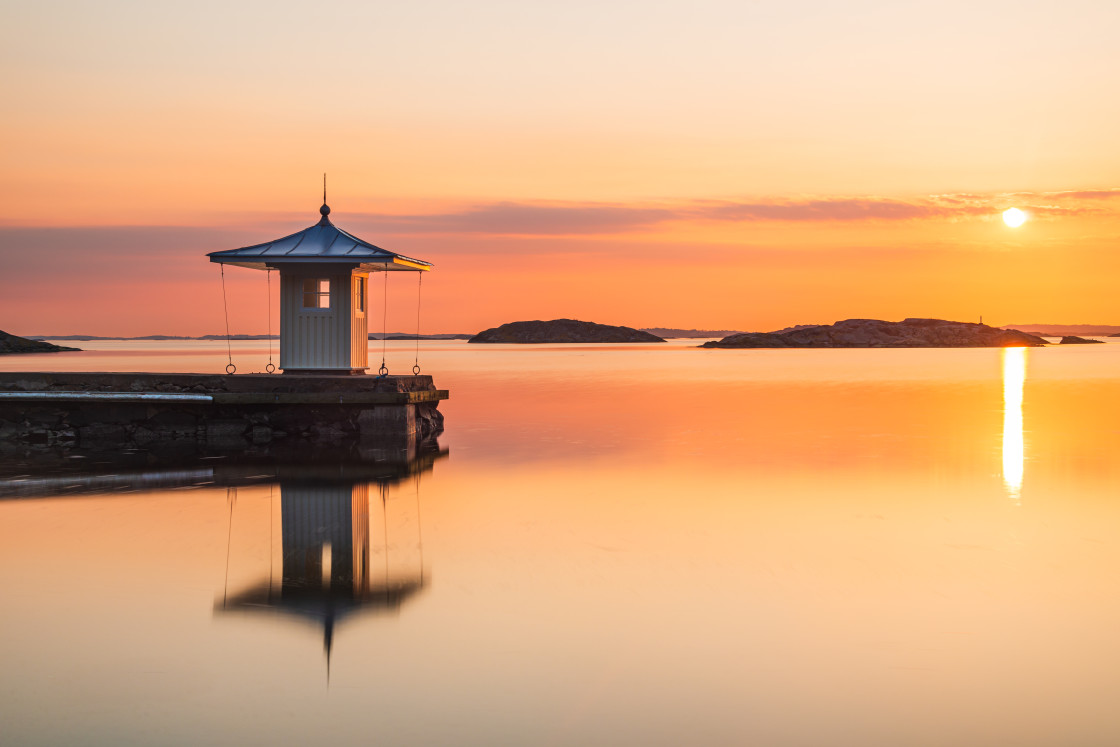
[
  {"x1": 469, "y1": 319, "x2": 665, "y2": 344},
  {"x1": 0, "y1": 330, "x2": 80, "y2": 355},
  {"x1": 701, "y1": 319, "x2": 1048, "y2": 348}
]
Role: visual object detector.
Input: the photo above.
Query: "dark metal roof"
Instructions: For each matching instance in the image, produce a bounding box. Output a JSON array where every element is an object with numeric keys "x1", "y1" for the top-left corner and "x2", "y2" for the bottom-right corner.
[{"x1": 207, "y1": 204, "x2": 432, "y2": 272}]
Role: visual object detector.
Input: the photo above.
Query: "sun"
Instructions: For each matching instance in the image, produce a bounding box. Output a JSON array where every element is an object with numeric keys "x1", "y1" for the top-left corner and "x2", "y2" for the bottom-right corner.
[{"x1": 1003, "y1": 207, "x2": 1027, "y2": 228}]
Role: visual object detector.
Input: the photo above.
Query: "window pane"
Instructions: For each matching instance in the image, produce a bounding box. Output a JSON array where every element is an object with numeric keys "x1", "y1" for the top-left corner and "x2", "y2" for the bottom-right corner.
[{"x1": 302, "y1": 278, "x2": 330, "y2": 309}]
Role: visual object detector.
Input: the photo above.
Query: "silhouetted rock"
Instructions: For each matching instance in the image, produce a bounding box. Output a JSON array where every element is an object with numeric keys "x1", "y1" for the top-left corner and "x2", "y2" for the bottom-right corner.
[
  {"x1": 768, "y1": 324, "x2": 825, "y2": 334},
  {"x1": 1002, "y1": 324, "x2": 1120, "y2": 337},
  {"x1": 380, "y1": 334, "x2": 474, "y2": 341},
  {"x1": 0, "y1": 330, "x2": 80, "y2": 355},
  {"x1": 701, "y1": 319, "x2": 1048, "y2": 348},
  {"x1": 641, "y1": 327, "x2": 743, "y2": 338},
  {"x1": 469, "y1": 319, "x2": 665, "y2": 344},
  {"x1": 1059, "y1": 335, "x2": 1105, "y2": 344}
]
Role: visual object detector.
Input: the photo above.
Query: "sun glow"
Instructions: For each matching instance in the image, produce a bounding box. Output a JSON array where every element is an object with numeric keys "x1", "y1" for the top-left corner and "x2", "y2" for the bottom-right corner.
[
  {"x1": 1002, "y1": 346, "x2": 1026, "y2": 502},
  {"x1": 1002, "y1": 207, "x2": 1027, "y2": 227}
]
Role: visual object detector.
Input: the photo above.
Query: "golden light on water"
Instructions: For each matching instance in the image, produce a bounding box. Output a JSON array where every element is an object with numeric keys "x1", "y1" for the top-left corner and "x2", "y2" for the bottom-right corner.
[
  {"x1": 1003, "y1": 207, "x2": 1028, "y2": 227},
  {"x1": 1002, "y1": 346, "x2": 1026, "y2": 501}
]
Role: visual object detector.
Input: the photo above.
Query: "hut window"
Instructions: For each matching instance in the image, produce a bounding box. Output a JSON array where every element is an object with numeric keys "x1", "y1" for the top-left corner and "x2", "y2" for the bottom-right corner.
[
  {"x1": 302, "y1": 278, "x2": 330, "y2": 309},
  {"x1": 356, "y1": 277, "x2": 366, "y2": 314}
]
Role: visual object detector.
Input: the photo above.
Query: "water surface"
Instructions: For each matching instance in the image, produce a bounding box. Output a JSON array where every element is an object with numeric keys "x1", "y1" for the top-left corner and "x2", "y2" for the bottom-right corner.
[{"x1": 2, "y1": 339, "x2": 1119, "y2": 745}]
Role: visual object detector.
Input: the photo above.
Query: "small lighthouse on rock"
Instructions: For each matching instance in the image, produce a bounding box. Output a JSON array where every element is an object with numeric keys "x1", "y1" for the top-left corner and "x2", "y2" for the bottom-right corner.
[{"x1": 208, "y1": 189, "x2": 432, "y2": 374}]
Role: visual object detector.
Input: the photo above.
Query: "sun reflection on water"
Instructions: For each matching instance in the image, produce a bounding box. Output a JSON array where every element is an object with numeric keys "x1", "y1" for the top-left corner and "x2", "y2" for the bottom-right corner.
[{"x1": 1002, "y1": 346, "x2": 1026, "y2": 502}]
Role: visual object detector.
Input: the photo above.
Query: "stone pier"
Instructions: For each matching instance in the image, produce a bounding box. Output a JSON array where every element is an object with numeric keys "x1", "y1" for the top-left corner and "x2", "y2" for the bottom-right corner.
[{"x1": 0, "y1": 372, "x2": 448, "y2": 455}]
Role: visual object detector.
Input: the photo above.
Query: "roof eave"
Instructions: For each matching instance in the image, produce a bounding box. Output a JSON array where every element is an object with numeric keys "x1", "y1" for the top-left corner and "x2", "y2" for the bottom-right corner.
[
  {"x1": 390, "y1": 257, "x2": 433, "y2": 271},
  {"x1": 209, "y1": 255, "x2": 433, "y2": 272}
]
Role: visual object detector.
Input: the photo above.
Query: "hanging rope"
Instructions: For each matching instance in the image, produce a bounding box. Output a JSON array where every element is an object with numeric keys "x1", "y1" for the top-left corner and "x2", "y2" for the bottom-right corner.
[
  {"x1": 380, "y1": 481, "x2": 390, "y2": 595},
  {"x1": 220, "y1": 265, "x2": 236, "y2": 374},
  {"x1": 414, "y1": 469, "x2": 424, "y2": 583},
  {"x1": 413, "y1": 271, "x2": 423, "y2": 375},
  {"x1": 223, "y1": 486, "x2": 237, "y2": 605},
  {"x1": 378, "y1": 270, "x2": 389, "y2": 377},
  {"x1": 269, "y1": 483, "x2": 275, "y2": 595},
  {"x1": 265, "y1": 269, "x2": 276, "y2": 373}
]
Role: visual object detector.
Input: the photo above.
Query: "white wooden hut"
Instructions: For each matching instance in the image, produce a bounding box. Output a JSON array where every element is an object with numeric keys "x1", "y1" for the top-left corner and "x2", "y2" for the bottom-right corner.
[{"x1": 208, "y1": 200, "x2": 432, "y2": 374}]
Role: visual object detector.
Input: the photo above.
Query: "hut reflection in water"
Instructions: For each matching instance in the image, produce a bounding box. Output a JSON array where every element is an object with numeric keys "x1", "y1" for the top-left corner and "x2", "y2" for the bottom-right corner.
[{"x1": 216, "y1": 471, "x2": 429, "y2": 672}]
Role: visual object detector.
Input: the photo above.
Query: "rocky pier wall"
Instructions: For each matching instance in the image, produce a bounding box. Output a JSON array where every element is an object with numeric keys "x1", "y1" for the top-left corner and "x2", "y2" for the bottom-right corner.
[{"x1": 0, "y1": 372, "x2": 448, "y2": 455}]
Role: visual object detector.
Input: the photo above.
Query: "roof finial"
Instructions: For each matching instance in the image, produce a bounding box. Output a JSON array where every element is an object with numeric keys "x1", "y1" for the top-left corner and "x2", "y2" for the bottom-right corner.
[{"x1": 318, "y1": 173, "x2": 331, "y2": 223}]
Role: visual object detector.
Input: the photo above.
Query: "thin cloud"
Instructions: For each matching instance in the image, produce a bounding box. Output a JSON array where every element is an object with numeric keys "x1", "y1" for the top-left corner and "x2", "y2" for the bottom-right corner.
[
  {"x1": 0, "y1": 226, "x2": 277, "y2": 282},
  {"x1": 694, "y1": 198, "x2": 955, "y2": 222},
  {"x1": 1041, "y1": 188, "x2": 1120, "y2": 200},
  {"x1": 354, "y1": 197, "x2": 960, "y2": 237},
  {"x1": 359, "y1": 202, "x2": 676, "y2": 236},
  {"x1": 357, "y1": 193, "x2": 1096, "y2": 236}
]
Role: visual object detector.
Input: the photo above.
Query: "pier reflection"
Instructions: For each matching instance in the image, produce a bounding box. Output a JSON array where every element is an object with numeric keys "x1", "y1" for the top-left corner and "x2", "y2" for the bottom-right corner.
[
  {"x1": 1002, "y1": 347, "x2": 1026, "y2": 502},
  {"x1": 0, "y1": 437, "x2": 443, "y2": 498},
  {"x1": 0, "y1": 440, "x2": 442, "y2": 673}
]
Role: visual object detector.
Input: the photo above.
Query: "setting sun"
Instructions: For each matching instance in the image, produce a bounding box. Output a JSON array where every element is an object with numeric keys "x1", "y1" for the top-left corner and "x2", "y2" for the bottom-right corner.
[{"x1": 1003, "y1": 207, "x2": 1028, "y2": 227}]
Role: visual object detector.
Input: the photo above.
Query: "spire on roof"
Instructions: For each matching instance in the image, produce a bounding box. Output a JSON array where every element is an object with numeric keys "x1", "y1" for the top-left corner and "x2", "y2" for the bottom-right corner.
[{"x1": 318, "y1": 173, "x2": 332, "y2": 226}]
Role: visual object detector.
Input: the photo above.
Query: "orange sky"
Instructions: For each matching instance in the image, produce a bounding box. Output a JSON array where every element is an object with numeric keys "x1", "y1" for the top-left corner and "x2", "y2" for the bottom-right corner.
[{"x1": 2, "y1": 1, "x2": 1119, "y2": 335}]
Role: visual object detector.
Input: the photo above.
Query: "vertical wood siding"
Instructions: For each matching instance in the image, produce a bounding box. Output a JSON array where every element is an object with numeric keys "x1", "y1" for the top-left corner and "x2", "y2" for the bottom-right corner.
[{"x1": 279, "y1": 270, "x2": 359, "y2": 370}]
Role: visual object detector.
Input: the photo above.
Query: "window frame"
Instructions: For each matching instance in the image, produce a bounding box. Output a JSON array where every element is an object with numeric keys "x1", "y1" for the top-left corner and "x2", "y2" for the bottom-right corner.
[
  {"x1": 301, "y1": 278, "x2": 331, "y2": 310},
  {"x1": 355, "y1": 276, "x2": 366, "y2": 316}
]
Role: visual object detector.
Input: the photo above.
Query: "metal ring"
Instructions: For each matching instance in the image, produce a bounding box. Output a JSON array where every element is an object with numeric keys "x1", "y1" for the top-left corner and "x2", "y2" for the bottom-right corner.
[
  {"x1": 412, "y1": 364, "x2": 421, "y2": 375},
  {"x1": 225, "y1": 363, "x2": 237, "y2": 375},
  {"x1": 378, "y1": 364, "x2": 389, "y2": 377},
  {"x1": 265, "y1": 362, "x2": 276, "y2": 374}
]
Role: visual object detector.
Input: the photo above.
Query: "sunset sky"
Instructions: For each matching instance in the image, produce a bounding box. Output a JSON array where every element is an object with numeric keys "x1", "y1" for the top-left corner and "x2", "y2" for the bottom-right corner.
[{"x1": 2, "y1": 0, "x2": 1119, "y2": 336}]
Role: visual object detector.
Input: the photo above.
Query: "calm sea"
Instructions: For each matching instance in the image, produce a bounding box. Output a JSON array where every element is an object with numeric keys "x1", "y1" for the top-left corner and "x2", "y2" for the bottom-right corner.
[{"x1": 2, "y1": 339, "x2": 1119, "y2": 746}]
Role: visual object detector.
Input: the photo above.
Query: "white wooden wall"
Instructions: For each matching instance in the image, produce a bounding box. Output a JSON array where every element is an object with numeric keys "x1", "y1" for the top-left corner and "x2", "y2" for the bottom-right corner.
[{"x1": 279, "y1": 270, "x2": 369, "y2": 371}]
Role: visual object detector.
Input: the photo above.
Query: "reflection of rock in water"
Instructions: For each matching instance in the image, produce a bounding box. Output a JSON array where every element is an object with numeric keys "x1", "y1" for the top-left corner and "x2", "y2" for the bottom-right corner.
[{"x1": 216, "y1": 473, "x2": 429, "y2": 676}]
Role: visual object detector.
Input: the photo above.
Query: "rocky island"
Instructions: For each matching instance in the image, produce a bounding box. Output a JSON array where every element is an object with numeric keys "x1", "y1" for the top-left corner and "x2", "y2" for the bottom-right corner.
[
  {"x1": 701, "y1": 319, "x2": 1048, "y2": 348},
  {"x1": 0, "y1": 330, "x2": 80, "y2": 355},
  {"x1": 1059, "y1": 335, "x2": 1105, "y2": 344},
  {"x1": 469, "y1": 319, "x2": 665, "y2": 344}
]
